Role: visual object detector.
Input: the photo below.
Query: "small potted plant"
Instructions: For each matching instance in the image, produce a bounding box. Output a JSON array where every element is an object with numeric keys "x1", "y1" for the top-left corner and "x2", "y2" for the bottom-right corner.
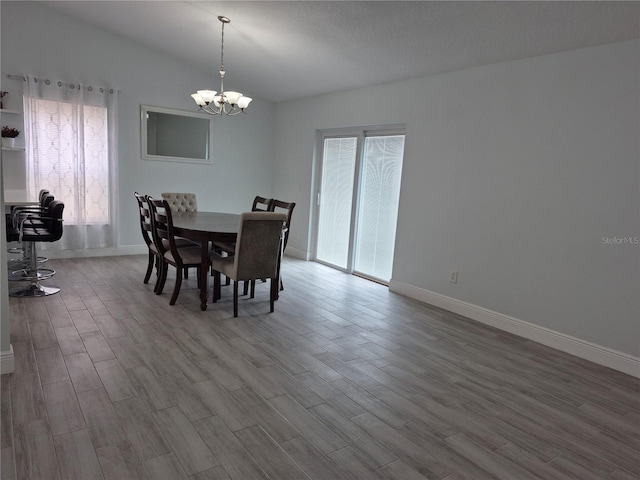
[{"x1": 2, "y1": 125, "x2": 20, "y2": 148}]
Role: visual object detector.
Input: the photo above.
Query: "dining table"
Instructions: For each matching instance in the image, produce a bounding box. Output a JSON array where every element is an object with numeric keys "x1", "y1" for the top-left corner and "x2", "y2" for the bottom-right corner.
[{"x1": 172, "y1": 211, "x2": 240, "y2": 310}]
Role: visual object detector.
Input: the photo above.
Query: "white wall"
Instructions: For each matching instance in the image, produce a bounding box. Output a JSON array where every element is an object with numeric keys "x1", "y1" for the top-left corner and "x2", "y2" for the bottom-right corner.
[
  {"x1": 274, "y1": 40, "x2": 640, "y2": 362},
  {"x1": 1, "y1": 1, "x2": 276, "y2": 249}
]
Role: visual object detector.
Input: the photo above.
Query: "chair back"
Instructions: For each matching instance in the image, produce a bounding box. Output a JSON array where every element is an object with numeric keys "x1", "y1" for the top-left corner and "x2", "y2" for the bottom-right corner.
[
  {"x1": 234, "y1": 212, "x2": 287, "y2": 280},
  {"x1": 252, "y1": 196, "x2": 274, "y2": 212},
  {"x1": 161, "y1": 192, "x2": 198, "y2": 212},
  {"x1": 41, "y1": 194, "x2": 55, "y2": 209},
  {"x1": 11, "y1": 193, "x2": 55, "y2": 229},
  {"x1": 39, "y1": 189, "x2": 51, "y2": 204},
  {"x1": 148, "y1": 197, "x2": 181, "y2": 260},
  {"x1": 44, "y1": 200, "x2": 65, "y2": 241},
  {"x1": 21, "y1": 200, "x2": 64, "y2": 243},
  {"x1": 134, "y1": 192, "x2": 154, "y2": 248},
  {"x1": 270, "y1": 200, "x2": 295, "y2": 249}
]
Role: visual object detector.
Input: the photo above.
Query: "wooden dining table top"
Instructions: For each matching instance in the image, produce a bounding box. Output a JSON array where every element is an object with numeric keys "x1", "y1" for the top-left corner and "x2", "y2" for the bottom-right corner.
[{"x1": 171, "y1": 211, "x2": 241, "y2": 236}]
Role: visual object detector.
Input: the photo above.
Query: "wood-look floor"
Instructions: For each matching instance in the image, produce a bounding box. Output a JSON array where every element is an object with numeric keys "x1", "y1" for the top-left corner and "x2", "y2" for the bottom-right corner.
[{"x1": 1, "y1": 255, "x2": 639, "y2": 480}]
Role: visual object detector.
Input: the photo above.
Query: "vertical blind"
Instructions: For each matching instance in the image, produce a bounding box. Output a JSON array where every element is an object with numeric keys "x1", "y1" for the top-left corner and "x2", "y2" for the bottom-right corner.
[
  {"x1": 316, "y1": 137, "x2": 357, "y2": 268},
  {"x1": 354, "y1": 135, "x2": 405, "y2": 281}
]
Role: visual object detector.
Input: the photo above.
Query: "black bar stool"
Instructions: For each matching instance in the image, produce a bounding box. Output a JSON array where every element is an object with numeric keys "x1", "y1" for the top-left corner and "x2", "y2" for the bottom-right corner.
[{"x1": 9, "y1": 200, "x2": 65, "y2": 297}]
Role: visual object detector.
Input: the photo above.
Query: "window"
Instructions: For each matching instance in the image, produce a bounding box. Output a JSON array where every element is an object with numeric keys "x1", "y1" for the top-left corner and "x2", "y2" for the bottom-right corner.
[
  {"x1": 24, "y1": 75, "x2": 118, "y2": 250},
  {"x1": 30, "y1": 99, "x2": 110, "y2": 225}
]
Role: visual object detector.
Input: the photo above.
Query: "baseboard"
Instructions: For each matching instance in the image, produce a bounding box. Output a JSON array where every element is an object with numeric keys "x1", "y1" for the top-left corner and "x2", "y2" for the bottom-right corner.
[
  {"x1": 14, "y1": 242, "x2": 312, "y2": 261},
  {"x1": 284, "y1": 246, "x2": 310, "y2": 260},
  {"x1": 389, "y1": 280, "x2": 640, "y2": 378},
  {"x1": 36, "y1": 245, "x2": 148, "y2": 259},
  {"x1": 1, "y1": 345, "x2": 15, "y2": 374}
]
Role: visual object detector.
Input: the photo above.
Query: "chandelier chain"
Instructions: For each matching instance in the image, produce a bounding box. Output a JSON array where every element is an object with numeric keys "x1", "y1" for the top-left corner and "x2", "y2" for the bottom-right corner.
[{"x1": 220, "y1": 19, "x2": 225, "y2": 74}]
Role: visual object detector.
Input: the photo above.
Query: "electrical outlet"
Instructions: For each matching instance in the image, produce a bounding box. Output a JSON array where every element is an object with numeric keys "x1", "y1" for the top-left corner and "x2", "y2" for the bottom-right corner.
[{"x1": 449, "y1": 270, "x2": 458, "y2": 283}]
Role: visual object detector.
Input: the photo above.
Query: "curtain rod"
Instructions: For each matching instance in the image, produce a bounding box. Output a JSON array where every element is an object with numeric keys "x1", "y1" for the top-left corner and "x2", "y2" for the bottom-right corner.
[{"x1": 4, "y1": 72, "x2": 117, "y2": 93}]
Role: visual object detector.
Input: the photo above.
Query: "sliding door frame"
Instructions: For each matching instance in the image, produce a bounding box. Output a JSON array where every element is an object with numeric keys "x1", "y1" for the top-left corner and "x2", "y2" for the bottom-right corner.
[{"x1": 311, "y1": 123, "x2": 406, "y2": 280}]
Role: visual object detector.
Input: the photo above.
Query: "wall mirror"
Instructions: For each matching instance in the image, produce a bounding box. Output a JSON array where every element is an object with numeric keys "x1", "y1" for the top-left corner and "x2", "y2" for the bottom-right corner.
[{"x1": 141, "y1": 105, "x2": 213, "y2": 164}]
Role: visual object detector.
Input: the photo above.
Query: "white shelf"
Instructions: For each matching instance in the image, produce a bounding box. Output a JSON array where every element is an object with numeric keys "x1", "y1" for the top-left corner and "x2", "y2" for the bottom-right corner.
[
  {"x1": 0, "y1": 109, "x2": 23, "y2": 115},
  {"x1": 2, "y1": 147, "x2": 25, "y2": 152}
]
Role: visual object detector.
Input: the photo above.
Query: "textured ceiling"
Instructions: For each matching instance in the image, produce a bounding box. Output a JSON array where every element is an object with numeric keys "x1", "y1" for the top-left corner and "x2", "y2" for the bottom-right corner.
[{"x1": 42, "y1": 1, "x2": 640, "y2": 103}]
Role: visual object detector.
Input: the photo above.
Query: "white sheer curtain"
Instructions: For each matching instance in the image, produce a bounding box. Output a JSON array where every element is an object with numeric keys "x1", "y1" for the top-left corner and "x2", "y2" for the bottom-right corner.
[{"x1": 23, "y1": 75, "x2": 118, "y2": 250}]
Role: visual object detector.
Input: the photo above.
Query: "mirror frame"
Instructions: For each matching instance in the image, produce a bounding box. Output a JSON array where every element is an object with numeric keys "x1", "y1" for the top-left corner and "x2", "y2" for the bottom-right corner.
[{"x1": 141, "y1": 105, "x2": 214, "y2": 164}]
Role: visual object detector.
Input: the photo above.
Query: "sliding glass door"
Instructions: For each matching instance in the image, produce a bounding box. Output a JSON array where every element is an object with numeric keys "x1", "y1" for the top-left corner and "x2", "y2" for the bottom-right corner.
[
  {"x1": 315, "y1": 129, "x2": 405, "y2": 283},
  {"x1": 315, "y1": 137, "x2": 357, "y2": 269}
]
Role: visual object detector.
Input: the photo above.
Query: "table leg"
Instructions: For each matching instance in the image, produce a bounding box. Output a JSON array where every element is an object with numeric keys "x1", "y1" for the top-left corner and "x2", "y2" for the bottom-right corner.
[
  {"x1": 275, "y1": 232, "x2": 285, "y2": 301},
  {"x1": 199, "y1": 239, "x2": 209, "y2": 310}
]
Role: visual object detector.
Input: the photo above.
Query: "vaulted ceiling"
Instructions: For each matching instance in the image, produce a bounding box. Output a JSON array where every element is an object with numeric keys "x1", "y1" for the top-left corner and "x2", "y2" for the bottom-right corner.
[{"x1": 42, "y1": 1, "x2": 640, "y2": 102}]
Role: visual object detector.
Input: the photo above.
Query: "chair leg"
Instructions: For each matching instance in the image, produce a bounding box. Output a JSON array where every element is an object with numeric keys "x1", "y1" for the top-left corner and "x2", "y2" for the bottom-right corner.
[
  {"x1": 8, "y1": 241, "x2": 60, "y2": 298},
  {"x1": 156, "y1": 261, "x2": 168, "y2": 295},
  {"x1": 270, "y1": 277, "x2": 276, "y2": 312},
  {"x1": 250, "y1": 280, "x2": 256, "y2": 299},
  {"x1": 243, "y1": 280, "x2": 249, "y2": 296},
  {"x1": 184, "y1": 268, "x2": 189, "y2": 280},
  {"x1": 153, "y1": 256, "x2": 161, "y2": 292},
  {"x1": 144, "y1": 251, "x2": 154, "y2": 284},
  {"x1": 233, "y1": 281, "x2": 239, "y2": 317},
  {"x1": 212, "y1": 270, "x2": 220, "y2": 302},
  {"x1": 170, "y1": 267, "x2": 183, "y2": 305}
]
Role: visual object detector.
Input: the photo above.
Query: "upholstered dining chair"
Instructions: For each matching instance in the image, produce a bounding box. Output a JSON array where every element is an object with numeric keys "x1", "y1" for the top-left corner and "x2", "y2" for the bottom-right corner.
[
  {"x1": 213, "y1": 195, "x2": 273, "y2": 256},
  {"x1": 245, "y1": 198, "x2": 296, "y2": 297},
  {"x1": 147, "y1": 197, "x2": 204, "y2": 305},
  {"x1": 211, "y1": 211, "x2": 287, "y2": 317},
  {"x1": 212, "y1": 195, "x2": 274, "y2": 285},
  {"x1": 161, "y1": 192, "x2": 198, "y2": 212},
  {"x1": 160, "y1": 192, "x2": 200, "y2": 279}
]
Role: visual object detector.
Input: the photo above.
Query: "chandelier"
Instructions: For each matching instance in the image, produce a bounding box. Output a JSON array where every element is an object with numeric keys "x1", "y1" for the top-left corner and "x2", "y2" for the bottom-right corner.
[{"x1": 191, "y1": 16, "x2": 251, "y2": 115}]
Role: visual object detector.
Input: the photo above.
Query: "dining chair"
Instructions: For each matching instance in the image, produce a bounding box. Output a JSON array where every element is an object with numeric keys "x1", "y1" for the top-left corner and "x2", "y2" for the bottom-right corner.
[
  {"x1": 270, "y1": 199, "x2": 295, "y2": 291},
  {"x1": 161, "y1": 192, "x2": 198, "y2": 212},
  {"x1": 136, "y1": 192, "x2": 197, "y2": 289},
  {"x1": 252, "y1": 195, "x2": 274, "y2": 212},
  {"x1": 147, "y1": 197, "x2": 204, "y2": 305},
  {"x1": 213, "y1": 195, "x2": 273, "y2": 255},
  {"x1": 161, "y1": 192, "x2": 200, "y2": 279},
  {"x1": 134, "y1": 192, "x2": 164, "y2": 290},
  {"x1": 211, "y1": 211, "x2": 287, "y2": 317},
  {"x1": 246, "y1": 198, "x2": 296, "y2": 297},
  {"x1": 212, "y1": 195, "x2": 274, "y2": 285}
]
